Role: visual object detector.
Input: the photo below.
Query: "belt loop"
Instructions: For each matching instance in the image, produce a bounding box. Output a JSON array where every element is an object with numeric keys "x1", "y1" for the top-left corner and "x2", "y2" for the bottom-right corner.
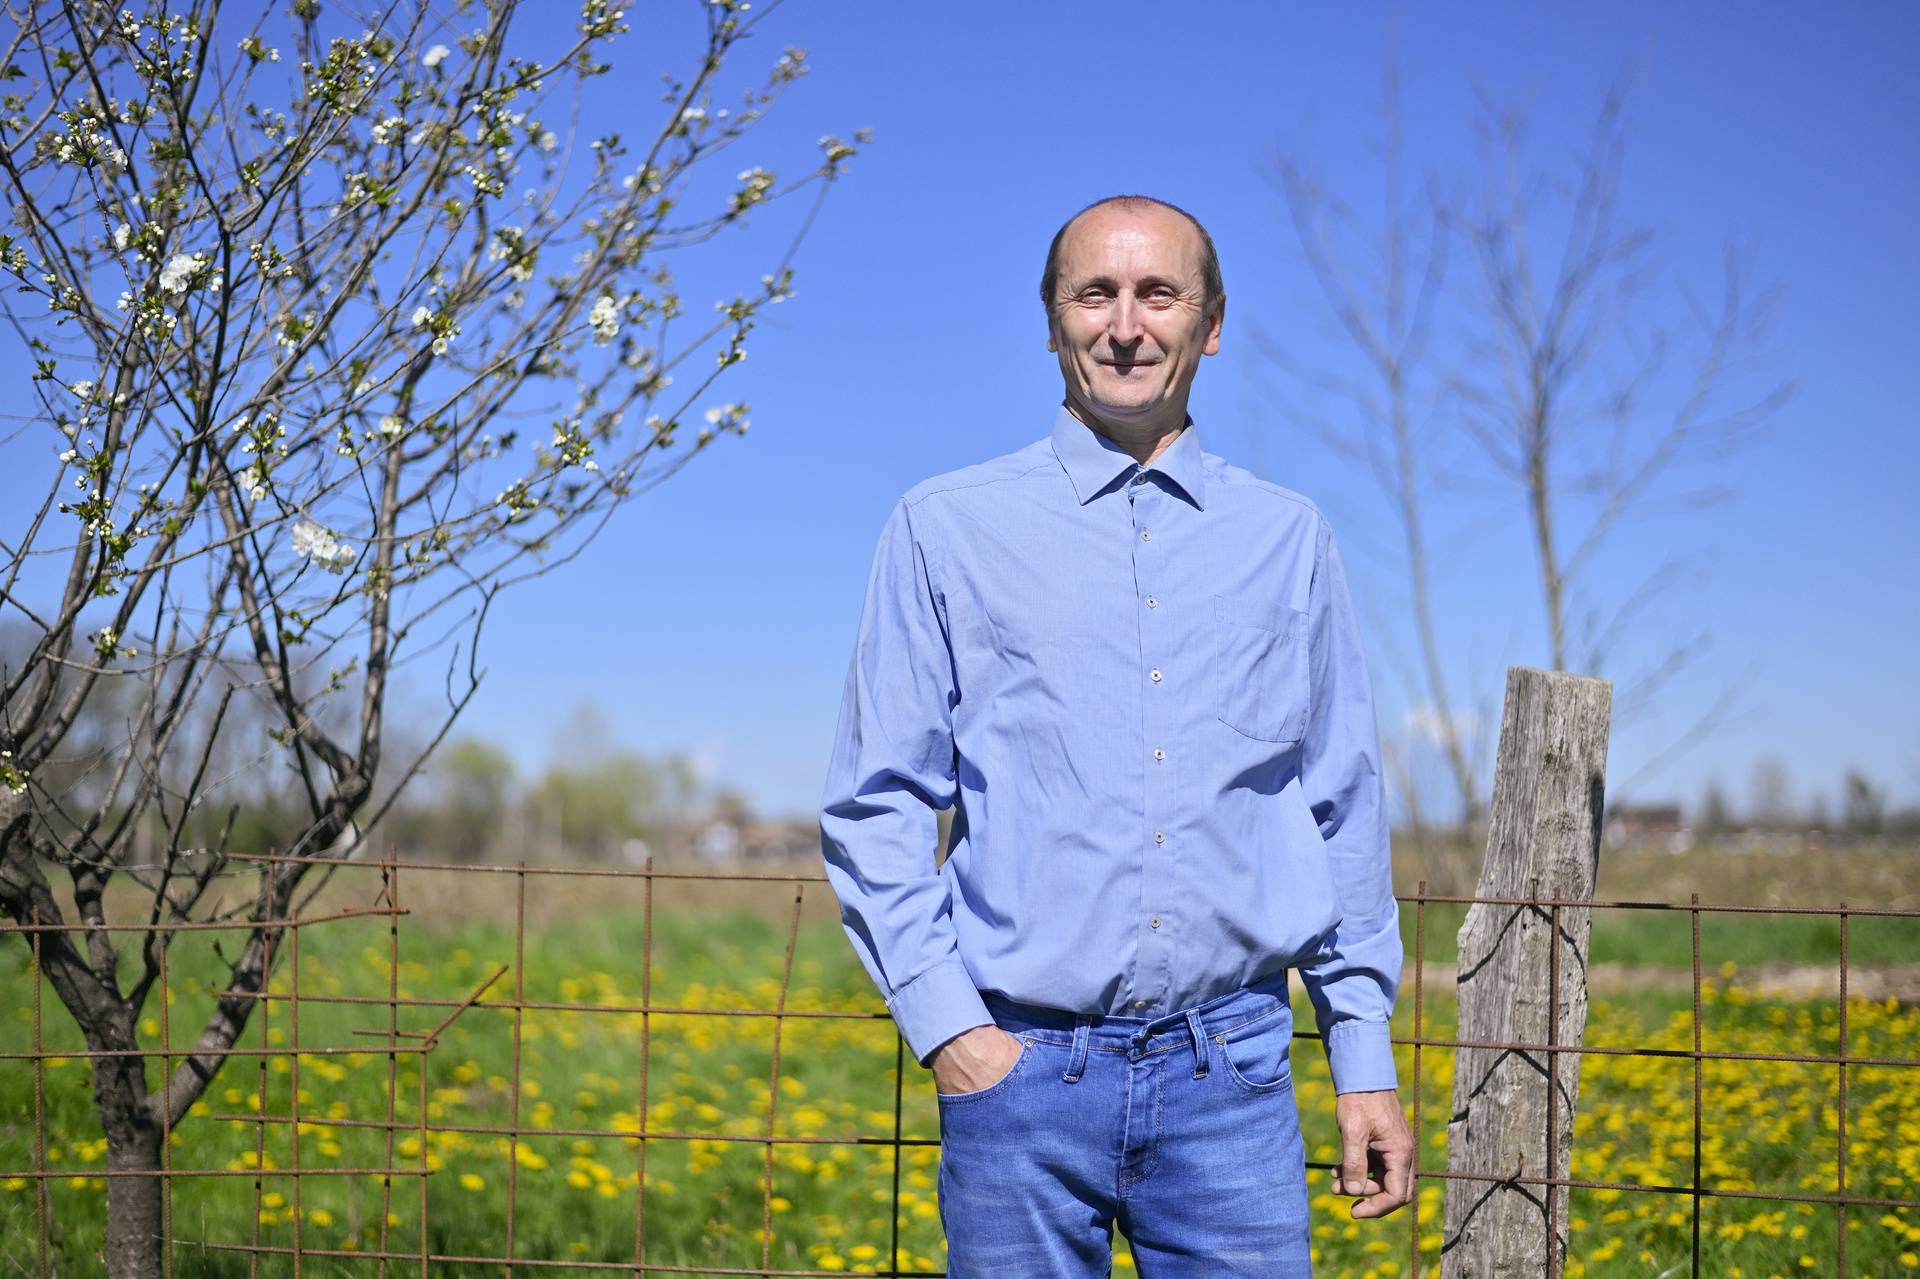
[
  {"x1": 1184, "y1": 1008, "x2": 1208, "y2": 1079},
  {"x1": 1062, "y1": 1013, "x2": 1092, "y2": 1082}
]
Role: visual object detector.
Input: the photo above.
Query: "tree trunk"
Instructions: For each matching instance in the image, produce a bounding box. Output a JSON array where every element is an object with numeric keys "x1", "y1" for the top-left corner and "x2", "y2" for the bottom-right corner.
[
  {"x1": 1441, "y1": 666, "x2": 1610, "y2": 1278},
  {"x1": 92, "y1": 1021, "x2": 165, "y2": 1279},
  {"x1": 103, "y1": 1128, "x2": 165, "y2": 1279}
]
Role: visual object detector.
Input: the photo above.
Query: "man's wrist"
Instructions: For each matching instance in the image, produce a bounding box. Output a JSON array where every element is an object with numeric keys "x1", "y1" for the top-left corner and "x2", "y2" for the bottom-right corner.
[
  {"x1": 886, "y1": 957, "x2": 994, "y2": 1067},
  {"x1": 925, "y1": 1021, "x2": 995, "y2": 1068}
]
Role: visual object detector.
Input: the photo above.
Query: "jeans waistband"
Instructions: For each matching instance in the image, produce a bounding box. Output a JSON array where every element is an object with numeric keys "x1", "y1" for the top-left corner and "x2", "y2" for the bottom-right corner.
[{"x1": 978, "y1": 966, "x2": 1291, "y2": 1053}]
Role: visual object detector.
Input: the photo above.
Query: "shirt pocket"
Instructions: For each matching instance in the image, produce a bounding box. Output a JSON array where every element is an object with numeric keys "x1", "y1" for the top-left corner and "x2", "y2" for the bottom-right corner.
[{"x1": 1212, "y1": 592, "x2": 1310, "y2": 745}]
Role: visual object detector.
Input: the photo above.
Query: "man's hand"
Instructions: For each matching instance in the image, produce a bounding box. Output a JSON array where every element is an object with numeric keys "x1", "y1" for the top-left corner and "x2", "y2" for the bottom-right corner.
[
  {"x1": 929, "y1": 1024, "x2": 1023, "y2": 1095},
  {"x1": 1333, "y1": 1089, "x2": 1414, "y2": 1219}
]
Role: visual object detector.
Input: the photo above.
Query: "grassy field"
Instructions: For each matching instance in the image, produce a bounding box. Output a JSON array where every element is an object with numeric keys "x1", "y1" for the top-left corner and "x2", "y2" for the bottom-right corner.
[{"x1": 1, "y1": 850, "x2": 1916, "y2": 1277}]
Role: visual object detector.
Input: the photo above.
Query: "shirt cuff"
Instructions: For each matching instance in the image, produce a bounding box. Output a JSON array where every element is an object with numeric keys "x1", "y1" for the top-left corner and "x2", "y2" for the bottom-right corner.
[
  {"x1": 1323, "y1": 1018, "x2": 1397, "y2": 1094},
  {"x1": 885, "y1": 957, "x2": 994, "y2": 1068}
]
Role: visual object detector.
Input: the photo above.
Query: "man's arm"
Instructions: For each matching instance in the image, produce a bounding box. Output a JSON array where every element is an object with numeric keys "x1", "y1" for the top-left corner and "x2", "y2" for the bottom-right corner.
[
  {"x1": 819, "y1": 496, "x2": 993, "y2": 1069},
  {"x1": 1293, "y1": 514, "x2": 1402, "y2": 1095}
]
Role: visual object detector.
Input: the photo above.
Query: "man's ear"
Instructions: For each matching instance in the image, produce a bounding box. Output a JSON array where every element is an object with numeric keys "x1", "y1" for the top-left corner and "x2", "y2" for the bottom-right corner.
[{"x1": 1202, "y1": 293, "x2": 1226, "y2": 356}]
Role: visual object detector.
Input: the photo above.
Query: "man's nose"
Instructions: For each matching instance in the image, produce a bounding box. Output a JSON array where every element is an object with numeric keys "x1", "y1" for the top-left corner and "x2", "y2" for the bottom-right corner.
[{"x1": 1106, "y1": 292, "x2": 1144, "y2": 346}]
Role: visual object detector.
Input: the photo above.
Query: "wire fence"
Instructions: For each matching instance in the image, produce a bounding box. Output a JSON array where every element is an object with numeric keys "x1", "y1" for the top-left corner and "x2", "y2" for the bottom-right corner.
[{"x1": 3, "y1": 849, "x2": 1917, "y2": 1276}]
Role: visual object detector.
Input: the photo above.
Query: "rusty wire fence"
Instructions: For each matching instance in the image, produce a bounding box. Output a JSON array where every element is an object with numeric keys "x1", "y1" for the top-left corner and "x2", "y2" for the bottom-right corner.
[{"x1": 3, "y1": 849, "x2": 1918, "y2": 1276}]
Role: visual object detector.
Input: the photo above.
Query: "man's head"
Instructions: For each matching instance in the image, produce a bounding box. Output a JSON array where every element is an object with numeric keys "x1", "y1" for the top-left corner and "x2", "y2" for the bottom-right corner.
[{"x1": 1041, "y1": 194, "x2": 1225, "y2": 433}]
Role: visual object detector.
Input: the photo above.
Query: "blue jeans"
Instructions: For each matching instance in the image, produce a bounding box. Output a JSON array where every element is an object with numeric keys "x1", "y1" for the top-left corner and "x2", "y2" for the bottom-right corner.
[{"x1": 935, "y1": 966, "x2": 1312, "y2": 1277}]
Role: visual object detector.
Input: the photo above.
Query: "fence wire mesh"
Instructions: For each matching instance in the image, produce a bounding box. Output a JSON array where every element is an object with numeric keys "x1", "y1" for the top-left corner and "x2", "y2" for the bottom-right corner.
[{"x1": 3, "y1": 850, "x2": 1916, "y2": 1276}]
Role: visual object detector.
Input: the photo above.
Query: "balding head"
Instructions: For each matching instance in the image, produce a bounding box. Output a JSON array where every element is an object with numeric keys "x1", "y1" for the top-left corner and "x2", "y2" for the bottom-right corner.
[{"x1": 1040, "y1": 194, "x2": 1223, "y2": 323}]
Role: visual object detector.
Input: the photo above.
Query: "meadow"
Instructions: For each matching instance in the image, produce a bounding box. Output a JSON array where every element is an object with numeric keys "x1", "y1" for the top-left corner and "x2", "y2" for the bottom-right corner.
[{"x1": 2, "y1": 850, "x2": 1916, "y2": 1277}]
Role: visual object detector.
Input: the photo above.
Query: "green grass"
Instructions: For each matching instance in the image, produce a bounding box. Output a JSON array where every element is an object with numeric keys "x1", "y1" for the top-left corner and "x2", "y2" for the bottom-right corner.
[
  {"x1": 1, "y1": 869, "x2": 1915, "y2": 1278},
  {"x1": 1403, "y1": 899, "x2": 1917, "y2": 970}
]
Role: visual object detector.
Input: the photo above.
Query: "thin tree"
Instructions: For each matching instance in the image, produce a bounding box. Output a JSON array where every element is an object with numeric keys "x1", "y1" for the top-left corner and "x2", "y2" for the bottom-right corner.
[
  {"x1": 1259, "y1": 62, "x2": 1794, "y2": 844},
  {"x1": 1256, "y1": 49, "x2": 1488, "y2": 869},
  {"x1": 1452, "y1": 76, "x2": 1793, "y2": 693},
  {"x1": 0, "y1": 2, "x2": 867, "y2": 1275}
]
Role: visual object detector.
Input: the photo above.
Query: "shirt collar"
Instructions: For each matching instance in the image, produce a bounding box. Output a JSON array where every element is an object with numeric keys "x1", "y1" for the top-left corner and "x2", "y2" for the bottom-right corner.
[{"x1": 1049, "y1": 402, "x2": 1208, "y2": 511}]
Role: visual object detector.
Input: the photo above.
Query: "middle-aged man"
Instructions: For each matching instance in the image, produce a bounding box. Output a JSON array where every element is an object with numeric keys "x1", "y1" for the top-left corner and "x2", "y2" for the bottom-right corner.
[{"x1": 819, "y1": 193, "x2": 1413, "y2": 1276}]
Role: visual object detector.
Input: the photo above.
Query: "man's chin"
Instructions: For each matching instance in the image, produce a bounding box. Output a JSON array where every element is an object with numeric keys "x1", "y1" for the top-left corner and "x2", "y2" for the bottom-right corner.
[{"x1": 1083, "y1": 393, "x2": 1162, "y2": 421}]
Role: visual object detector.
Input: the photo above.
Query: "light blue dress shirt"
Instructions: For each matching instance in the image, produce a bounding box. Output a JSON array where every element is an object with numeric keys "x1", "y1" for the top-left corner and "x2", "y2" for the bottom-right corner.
[{"x1": 818, "y1": 404, "x2": 1400, "y2": 1094}]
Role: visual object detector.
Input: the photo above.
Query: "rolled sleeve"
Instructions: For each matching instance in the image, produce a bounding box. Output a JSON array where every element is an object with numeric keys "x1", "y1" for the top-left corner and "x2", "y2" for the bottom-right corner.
[
  {"x1": 1293, "y1": 516, "x2": 1403, "y2": 1095},
  {"x1": 819, "y1": 497, "x2": 993, "y2": 1068}
]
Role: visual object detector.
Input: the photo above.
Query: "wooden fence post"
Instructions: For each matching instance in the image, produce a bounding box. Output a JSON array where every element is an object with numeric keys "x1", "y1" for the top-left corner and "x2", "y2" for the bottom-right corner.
[{"x1": 1441, "y1": 665, "x2": 1612, "y2": 1278}]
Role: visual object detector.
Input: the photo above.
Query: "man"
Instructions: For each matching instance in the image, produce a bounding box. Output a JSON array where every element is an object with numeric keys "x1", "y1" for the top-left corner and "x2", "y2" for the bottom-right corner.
[{"x1": 819, "y1": 193, "x2": 1413, "y2": 1276}]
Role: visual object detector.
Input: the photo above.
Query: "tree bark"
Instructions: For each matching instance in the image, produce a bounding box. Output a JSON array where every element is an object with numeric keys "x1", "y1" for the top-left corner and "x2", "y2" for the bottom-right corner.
[
  {"x1": 91, "y1": 1009, "x2": 165, "y2": 1279},
  {"x1": 102, "y1": 1128, "x2": 166, "y2": 1279},
  {"x1": 1441, "y1": 666, "x2": 1610, "y2": 1278}
]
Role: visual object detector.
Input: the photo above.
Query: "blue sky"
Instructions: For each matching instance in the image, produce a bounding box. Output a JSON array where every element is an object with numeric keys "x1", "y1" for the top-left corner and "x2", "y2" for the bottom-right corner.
[{"x1": 8, "y1": 3, "x2": 1918, "y2": 824}]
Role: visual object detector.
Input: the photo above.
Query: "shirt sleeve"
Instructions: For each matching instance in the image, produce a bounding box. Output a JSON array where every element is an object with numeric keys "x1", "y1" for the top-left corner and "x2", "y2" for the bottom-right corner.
[
  {"x1": 1293, "y1": 515, "x2": 1403, "y2": 1094},
  {"x1": 819, "y1": 496, "x2": 994, "y2": 1068}
]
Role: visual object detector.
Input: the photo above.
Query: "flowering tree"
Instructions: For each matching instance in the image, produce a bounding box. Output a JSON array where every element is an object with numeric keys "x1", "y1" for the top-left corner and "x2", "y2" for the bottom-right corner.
[{"x1": 0, "y1": 1, "x2": 867, "y2": 1273}]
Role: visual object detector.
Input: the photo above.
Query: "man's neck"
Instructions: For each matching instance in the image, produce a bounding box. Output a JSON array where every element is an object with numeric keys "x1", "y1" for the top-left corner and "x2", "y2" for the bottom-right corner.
[{"x1": 1064, "y1": 394, "x2": 1189, "y2": 468}]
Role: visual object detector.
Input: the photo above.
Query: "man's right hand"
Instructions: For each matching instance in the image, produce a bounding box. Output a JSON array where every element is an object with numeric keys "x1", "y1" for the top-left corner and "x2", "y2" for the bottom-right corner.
[{"x1": 929, "y1": 1023, "x2": 1024, "y2": 1095}]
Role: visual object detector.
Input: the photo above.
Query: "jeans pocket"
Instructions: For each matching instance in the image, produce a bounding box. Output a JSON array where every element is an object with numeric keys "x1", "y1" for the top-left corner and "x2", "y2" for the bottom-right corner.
[
  {"x1": 935, "y1": 1034, "x2": 1035, "y2": 1104},
  {"x1": 1215, "y1": 1002, "x2": 1295, "y2": 1095},
  {"x1": 1212, "y1": 593, "x2": 1309, "y2": 744}
]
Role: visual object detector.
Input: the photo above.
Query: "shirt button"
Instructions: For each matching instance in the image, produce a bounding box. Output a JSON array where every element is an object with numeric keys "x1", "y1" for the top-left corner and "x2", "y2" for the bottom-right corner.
[
  {"x1": 1149, "y1": 915, "x2": 1161, "y2": 928},
  {"x1": 1140, "y1": 530, "x2": 1151, "y2": 541},
  {"x1": 1149, "y1": 669, "x2": 1162, "y2": 682},
  {"x1": 1132, "y1": 472, "x2": 1148, "y2": 485},
  {"x1": 1154, "y1": 831, "x2": 1165, "y2": 843},
  {"x1": 1153, "y1": 747, "x2": 1165, "y2": 760},
  {"x1": 1145, "y1": 595, "x2": 1157, "y2": 608},
  {"x1": 1134, "y1": 1000, "x2": 1149, "y2": 1009}
]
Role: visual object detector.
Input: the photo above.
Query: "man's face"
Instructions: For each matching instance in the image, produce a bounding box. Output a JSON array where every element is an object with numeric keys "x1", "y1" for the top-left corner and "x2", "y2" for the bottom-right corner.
[{"x1": 1046, "y1": 203, "x2": 1223, "y2": 426}]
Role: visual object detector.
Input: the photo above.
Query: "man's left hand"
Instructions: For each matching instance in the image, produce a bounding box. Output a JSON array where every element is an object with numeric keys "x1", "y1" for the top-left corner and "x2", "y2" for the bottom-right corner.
[{"x1": 1332, "y1": 1088, "x2": 1414, "y2": 1219}]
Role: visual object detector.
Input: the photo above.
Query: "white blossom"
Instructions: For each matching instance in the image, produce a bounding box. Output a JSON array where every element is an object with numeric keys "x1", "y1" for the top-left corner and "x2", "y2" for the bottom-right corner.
[
  {"x1": 702, "y1": 402, "x2": 749, "y2": 432},
  {"x1": 291, "y1": 519, "x2": 356, "y2": 572},
  {"x1": 422, "y1": 43, "x2": 449, "y2": 68},
  {"x1": 69, "y1": 379, "x2": 95, "y2": 400},
  {"x1": 589, "y1": 294, "x2": 620, "y2": 344},
  {"x1": 158, "y1": 252, "x2": 203, "y2": 293},
  {"x1": 236, "y1": 465, "x2": 268, "y2": 502}
]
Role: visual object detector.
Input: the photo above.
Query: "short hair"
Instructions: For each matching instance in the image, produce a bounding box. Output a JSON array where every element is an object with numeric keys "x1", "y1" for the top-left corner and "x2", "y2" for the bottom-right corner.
[{"x1": 1039, "y1": 194, "x2": 1224, "y2": 321}]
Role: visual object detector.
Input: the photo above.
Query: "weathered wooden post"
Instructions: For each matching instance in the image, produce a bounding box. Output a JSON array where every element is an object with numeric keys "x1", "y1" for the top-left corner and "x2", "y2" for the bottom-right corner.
[{"x1": 1441, "y1": 666, "x2": 1611, "y2": 1278}]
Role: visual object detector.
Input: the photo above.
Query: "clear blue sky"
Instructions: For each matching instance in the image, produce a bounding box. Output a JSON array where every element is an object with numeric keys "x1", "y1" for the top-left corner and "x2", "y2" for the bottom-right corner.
[{"x1": 9, "y1": 3, "x2": 1918, "y2": 824}]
